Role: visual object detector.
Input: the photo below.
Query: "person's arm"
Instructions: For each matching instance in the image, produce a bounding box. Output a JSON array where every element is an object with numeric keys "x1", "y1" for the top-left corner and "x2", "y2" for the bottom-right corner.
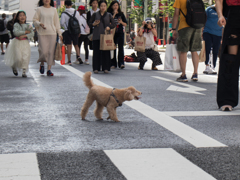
[
  {"x1": 216, "y1": 0, "x2": 226, "y2": 27},
  {"x1": 33, "y1": 8, "x2": 41, "y2": 27},
  {"x1": 172, "y1": 8, "x2": 180, "y2": 39},
  {"x1": 54, "y1": 8, "x2": 62, "y2": 38},
  {"x1": 13, "y1": 23, "x2": 27, "y2": 37},
  {"x1": 88, "y1": 13, "x2": 98, "y2": 28},
  {"x1": 109, "y1": 14, "x2": 116, "y2": 29},
  {"x1": 151, "y1": 28, "x2": 157, "y2": 37}
]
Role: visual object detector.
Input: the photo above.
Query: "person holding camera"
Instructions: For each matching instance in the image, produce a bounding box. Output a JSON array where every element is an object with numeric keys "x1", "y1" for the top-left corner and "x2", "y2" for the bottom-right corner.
[
  {"x1": 107, "y1": 1, "x2": 127, "y2": 69},
  {"x1": 137, "y1": 18, "x2": 162, "y2": 70}
]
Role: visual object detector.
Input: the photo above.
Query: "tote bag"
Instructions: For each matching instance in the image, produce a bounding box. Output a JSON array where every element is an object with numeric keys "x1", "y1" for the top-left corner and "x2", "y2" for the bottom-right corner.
[
  {"x1": 134, "y1": 36, "x2": 146, "y2": 52},
  {"x1": 164, "y1": 44, "x2": 181, "y2": 72},
  {"x1": 55, "y1": 40, "x2": 62, "y2": 61},
  {"x1": 100, "y1": 30, "x2": 115, "y2": 51}
]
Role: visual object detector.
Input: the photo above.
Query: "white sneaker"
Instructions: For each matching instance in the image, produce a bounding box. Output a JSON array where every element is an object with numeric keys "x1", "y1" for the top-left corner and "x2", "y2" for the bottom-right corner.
[
  {"x1": 73, "y1": 60, "x2": 80, "y2": 64},
  {"x1": 203, "y1": 66, "x2": 210, "y2": 74},
  {"x1": 208, "y1": 67, "x2": 217, "y2": 74},
  {"x1": 84, "y1": 61, "x2": 89, "y2": 65}
]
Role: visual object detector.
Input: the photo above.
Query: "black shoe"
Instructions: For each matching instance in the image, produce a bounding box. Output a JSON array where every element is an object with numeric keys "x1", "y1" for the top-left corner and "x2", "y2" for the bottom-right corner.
[
  {"x1": 12, "y1": 68, "x2": 18, "y2": 76},
  {"x1": 40, "y1": 65, "x2": 44, "y2": 74},
  {"x1": 1, "y1": 52, "x2": 5, "y2": 55},
  {"x1": 68, "y1": 61, "x2": 72, "y2": 66},
  {"x1": 47, "y1": 70, "x2": 54, "y2": 76},
  {"x1": 78, "y1": 57, "x2": 83, "y2": 64}
]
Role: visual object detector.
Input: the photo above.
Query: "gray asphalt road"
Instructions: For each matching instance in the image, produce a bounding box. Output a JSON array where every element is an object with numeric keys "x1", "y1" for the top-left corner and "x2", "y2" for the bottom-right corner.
[{"x1": 0, "y1": 44, "x2": 239, "y2": 180}]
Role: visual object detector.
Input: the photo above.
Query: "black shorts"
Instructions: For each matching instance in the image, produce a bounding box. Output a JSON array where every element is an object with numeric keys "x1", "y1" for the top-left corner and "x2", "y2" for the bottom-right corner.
[
  {"x1": 0, "y1": 34, "x2": 10, "y2": 43},
  {"x1": 63, "y1": 30, "x2": 78, "y2": 45}
]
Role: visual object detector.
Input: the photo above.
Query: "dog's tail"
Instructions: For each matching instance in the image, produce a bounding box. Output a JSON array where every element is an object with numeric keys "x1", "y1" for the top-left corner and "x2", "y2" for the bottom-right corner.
[{"x1": 83, "y1": 71, "x2": 94, "y2": 89}]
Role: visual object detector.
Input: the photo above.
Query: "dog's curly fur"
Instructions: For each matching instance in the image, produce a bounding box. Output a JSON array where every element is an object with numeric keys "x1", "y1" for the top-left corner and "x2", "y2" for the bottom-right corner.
[{"x1": 81, "y1": 72, "x2": 142, "y2": 122}]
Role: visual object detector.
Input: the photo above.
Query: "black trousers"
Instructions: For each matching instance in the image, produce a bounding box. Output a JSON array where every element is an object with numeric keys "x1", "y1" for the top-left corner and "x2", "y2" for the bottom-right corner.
[
  {"x1": 111, "y1": 33, "x2": 124, "y2": 68},
  {"x1": 217, "y1": 6, "x2": 240, "y2": 108},
  {"x1": 78, "y1": 35, "x2": 89, "y2": 60},
  {"x1": 92, "y1": 40, "x2": 111, "y2": 71}
]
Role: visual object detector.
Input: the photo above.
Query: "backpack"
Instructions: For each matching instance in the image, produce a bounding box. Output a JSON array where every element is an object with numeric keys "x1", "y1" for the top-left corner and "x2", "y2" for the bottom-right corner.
[
  {"x1": 180, "y1": 0, "x2": 206, "y2": 29},
  {"x1": 63, "y1": 11, "x2": 81, "y2": 35},
  {"x1": 0, "y1": 19, "x2": 6, "y2": 32},
  {"x1": 81, "y1": 14, "x2": 90, "y2": 34}
]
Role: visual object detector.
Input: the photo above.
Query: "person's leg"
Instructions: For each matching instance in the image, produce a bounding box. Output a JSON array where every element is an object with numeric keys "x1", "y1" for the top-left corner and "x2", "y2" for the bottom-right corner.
[
  {"x1": 102, "y1": 50, "x2": 111, "y2": 72},
  {"x1": 212, "y1": 35, "x2": 222, "y2": 68},
  {"x1": 0, "y1": 43, "x2": 3, "y2": 53},
  {"x1": 67, "y1": 44, "x2": 72, "y2": 63},
  {"x1": 203, "y1": 32, "x2": 212, "y2": 67},
  {"x1": 137, "y1": 51, "x2": 147, "y2": 69},
  {"x1": 92, "y1": 40, "x2": 100, "y2": 72},
  {"x1": 146, "y1": 49, "x2": 162, "y2": 70},
  {"x1": 117, "y1": 33, "x2": 125, "y2": 68},
  {"x1": 191, "y1": 52, "x2": 199, "y2": 74},
  {"x1": 77, "y1": 35, "x2": 84, "y2": 58},
  {"x1": 84, "y1": 35, "x2": 89, "y2": 62},
  {"x1": 217, "y1": 26, "x2": 240, "y2": 109},
  {"x1": 179, "y1": 52, "x2": 188, "y2": 76},
  {"x1": 111, "y1": 35, "x2": 118, "y2": 68}
]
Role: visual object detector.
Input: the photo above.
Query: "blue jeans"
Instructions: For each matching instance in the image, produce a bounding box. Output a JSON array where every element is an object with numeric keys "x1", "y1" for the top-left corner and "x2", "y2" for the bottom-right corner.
[
  {"x1": 111, "y1": 33, "x2": 124, "y2": 68},
  {"x1": 203, "y1": 32, "x2": 222, "y2": 68}
]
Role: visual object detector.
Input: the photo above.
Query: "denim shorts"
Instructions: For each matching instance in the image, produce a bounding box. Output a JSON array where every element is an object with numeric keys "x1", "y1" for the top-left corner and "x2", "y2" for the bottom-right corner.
[{"x1": 177, "y1": 27, "x2": 202, "y2": 52}]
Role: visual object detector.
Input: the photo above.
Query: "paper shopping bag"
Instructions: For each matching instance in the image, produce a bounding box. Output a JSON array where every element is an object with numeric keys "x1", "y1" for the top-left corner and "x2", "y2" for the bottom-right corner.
[
  {"x1": 134, "y1": 36, "x2": 146, "y2": 52},
  {"x1": 199, "y1": 41, "x2": 206, "y2": 63},
  {"x1": 55, "y1": 42, "x2": 62, "y2": 61},
  {"x1": 100, "y1": 30, "x2": 115, "y2": 51},
  {"x1": 164, "y1": 44, "x2": 181, "y2": 72}
]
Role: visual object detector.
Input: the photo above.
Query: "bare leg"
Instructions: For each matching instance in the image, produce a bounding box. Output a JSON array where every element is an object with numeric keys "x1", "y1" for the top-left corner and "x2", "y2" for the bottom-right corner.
[
  {"x1": 179, "y1": 52, "x2": 187, "y2": 76},
  {"x1": 47, "y1": 65, "x2": 52, "y2": 71},
  {"x1": 67, "y1": 44, "x2": 72, "y2": 62},
  {"x1": 191, "y1": 51, "x2": 199, "y2": 74},
  {"x1": 6, "y1": 43, "x2": 9, "y2": 49},
  {"x1": 228, "y1": 45, "x2": 238, "y2": 55},
  {"x1": 74, "y1": 45, "x2": 80, "y2": 57}
]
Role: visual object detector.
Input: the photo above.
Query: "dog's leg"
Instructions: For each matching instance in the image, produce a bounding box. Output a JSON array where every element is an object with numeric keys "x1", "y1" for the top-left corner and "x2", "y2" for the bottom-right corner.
[
  {"x1": 107, "y1": 106, "x2": 120, "y2": 122},
  {"x1": 94, "y1": 102, "x2": 104, "y2": 120},
  {"x1": 81, "y1": 94, "x2": 95, "y2": 120}
]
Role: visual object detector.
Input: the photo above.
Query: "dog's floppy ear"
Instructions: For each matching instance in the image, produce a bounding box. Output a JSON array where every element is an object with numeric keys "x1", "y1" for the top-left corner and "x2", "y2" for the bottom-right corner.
[{"x1": 124, "y1": 90, "x2": 134, "y2": 101}]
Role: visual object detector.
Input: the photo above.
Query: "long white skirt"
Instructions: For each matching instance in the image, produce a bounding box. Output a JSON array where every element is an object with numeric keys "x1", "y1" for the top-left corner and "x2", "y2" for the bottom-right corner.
[{"x1": 4, "y1": 38, "x2": 31, "y2": 70}]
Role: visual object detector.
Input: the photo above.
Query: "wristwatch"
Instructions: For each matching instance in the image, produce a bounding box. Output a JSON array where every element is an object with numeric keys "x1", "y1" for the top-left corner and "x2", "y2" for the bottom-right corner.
[{"x1": 172, "y1": 28, "x2": 176, "y2": 30}]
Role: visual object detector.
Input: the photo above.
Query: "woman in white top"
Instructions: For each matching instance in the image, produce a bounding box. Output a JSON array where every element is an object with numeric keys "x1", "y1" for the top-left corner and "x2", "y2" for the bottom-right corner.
[
  {"x1": 87, "y1": 0, "x2": 99, "y2": 50},
  {"x1": 77, "y1": 5, "x2": 90, "y2": 65},
  {"x1": 33, "y1": 0, "x2": 63, "y2": 76},
  {"x1": 137, "y1": 18, "x2": 162, "y2": 70}
]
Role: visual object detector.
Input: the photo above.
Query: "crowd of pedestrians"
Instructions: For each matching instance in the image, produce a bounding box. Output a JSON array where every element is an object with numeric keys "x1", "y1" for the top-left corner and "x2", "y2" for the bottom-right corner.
[{"x1": 0, "y1": 0, "x2": 240, "y2": 111}]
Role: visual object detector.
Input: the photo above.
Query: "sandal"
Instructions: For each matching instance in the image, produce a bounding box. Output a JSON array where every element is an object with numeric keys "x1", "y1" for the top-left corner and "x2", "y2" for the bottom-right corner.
[{"x1": 221, "y1": 105, "x2": 233, "y2": 111}]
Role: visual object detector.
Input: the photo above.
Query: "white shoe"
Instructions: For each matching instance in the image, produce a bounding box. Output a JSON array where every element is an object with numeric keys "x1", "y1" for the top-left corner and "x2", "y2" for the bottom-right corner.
[
  {"x1": 203, "y1": 66, "x2": 210, "y2": 74},
  {"x1": 73, "y1": 60, "x2": 80, "y2": 64},
  {"x1": 208, "y1": 67, "x2": 217, "y2": 74},
  {"x1": 84, "y1": 61, "x2": 89, "y2": 65}
]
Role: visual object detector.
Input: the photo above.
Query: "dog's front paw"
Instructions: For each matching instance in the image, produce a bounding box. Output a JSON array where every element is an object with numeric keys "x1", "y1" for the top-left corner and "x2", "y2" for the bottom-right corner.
[{"x1": 107, "y1": 116, "x2": 111, "y2": 120}]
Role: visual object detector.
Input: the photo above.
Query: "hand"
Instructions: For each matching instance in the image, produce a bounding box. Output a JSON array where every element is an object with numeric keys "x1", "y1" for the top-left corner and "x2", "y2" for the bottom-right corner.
[
  {"x1": 114, "y1": 10, "x2": 118, "y2": 15},
  {"x1": 18, "y1": 35, "x2": 26, "y2": 40},
  {"x1": 173, "y1": 30, "x2": 178, "y2": 39},
  {"x1": 78, "y1": 34, "x2": 81, "y2": 37},
  {"x1": 142, "y1": 21, "x2": 146, "y2": 26},
  {"x1": 105, "y1": 27, "x2": 110, "y2": 31},
  {"x1": 25, "y1": 30, "x2": 31, "y2": 34},
  {"x1": 118, "y1": 18, "x2": 123, "y2": 24},
  {"x1": 93, "y1": 20, "x2": 100, "y2": 26},
  {"x1": 40, "y1": 23, "x2": 46, "y2": 29},
  {"x1": 218, "y1": 16, "x2": 226, "y2": 27},
  {"x1": 59, "y1": 36, "x2": 63, "y2": 42}
]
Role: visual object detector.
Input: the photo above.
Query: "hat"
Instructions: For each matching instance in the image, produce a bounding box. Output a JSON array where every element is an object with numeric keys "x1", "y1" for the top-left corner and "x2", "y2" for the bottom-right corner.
[
  {"x1": 145, "y1": 17, "x2": 152, "y2": 23},
  {"x1": 78, "y1": 5, "x2": 85, "y2": 11},
  {"x1": 151, "y1": 17, "x2": 156, "y2": 24}
]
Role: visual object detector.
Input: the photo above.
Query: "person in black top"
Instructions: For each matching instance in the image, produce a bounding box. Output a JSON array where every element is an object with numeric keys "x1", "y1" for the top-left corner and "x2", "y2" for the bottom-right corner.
[
  {"x1": 7, "y1": 13, "x2": 17, "y2": 39},
  {"x1": 216, "y1": 0, "x2": 240, "y2": 111},
  {"x1": 87, "y1": 0, "x2": 99, "y2": 50},
  {"x1": 107, "y1": 1, "x2": 127, "y2": 69}
]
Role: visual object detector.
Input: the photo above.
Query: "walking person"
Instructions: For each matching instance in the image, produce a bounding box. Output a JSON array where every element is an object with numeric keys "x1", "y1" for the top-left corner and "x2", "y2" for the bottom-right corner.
[
  {"x1": 172, "y1": 0, "x2": 204, "y2": 82},
  {"x1": 33, "y1": 0, "x2": 63, "y2": 76},
  {"x1": 61, "y1": 0, "x2": 82, "y2": 66},
  {"x1": 88, "y1": 0, "x2": 116, "y2": 74},
  {"x1": 77, "y1": 5, "x2": 90, "y2": 65},
  {"x1": 203, "y1": 4, "x2": 223, "y2": 75},
  {"x1": 7, "y1": 13, "x2": 17, "y2": 39},
  {"x1": 137, "y1": 18, "x2": 162, "y2": 70},
  {"x1": 87, "y1": 0, "x2": 99, "y2": 50},
  {"x1": 107, "y1": 1, "x2": 127, "y2": 69},
  {"x1": 0, "y1": 13, "x2": 10, "y2": 55},
  {"x1": 216, "y1": 0, "x2": 240, "y2": 111},
  {"x1": 4, "y1": 11, "x2": 34, "y2": 78}
]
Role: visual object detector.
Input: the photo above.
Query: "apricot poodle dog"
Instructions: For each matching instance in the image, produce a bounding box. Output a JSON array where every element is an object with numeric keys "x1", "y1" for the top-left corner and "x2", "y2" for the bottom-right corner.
[{"x1": 81, "y1": 72, "x2": 142, "y2": 122}]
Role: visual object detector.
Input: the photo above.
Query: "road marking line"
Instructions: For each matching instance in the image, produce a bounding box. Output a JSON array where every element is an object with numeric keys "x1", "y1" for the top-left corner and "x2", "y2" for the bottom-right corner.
[
  {"x1": 152, "y1": 76, "x2": 207, "y2": 95},
  {"x1": 0, "y1": 153, "x2": 41, "y2": 180},
  {"x1": 104, "y1": 148, "x2": 216, "y2": 180},
  {"x1": 57, "y1": 62, "x2": 227, "y2": 148},
  {"x1": 163, "y1": 110, "x2": 240, "y2": 116}
]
